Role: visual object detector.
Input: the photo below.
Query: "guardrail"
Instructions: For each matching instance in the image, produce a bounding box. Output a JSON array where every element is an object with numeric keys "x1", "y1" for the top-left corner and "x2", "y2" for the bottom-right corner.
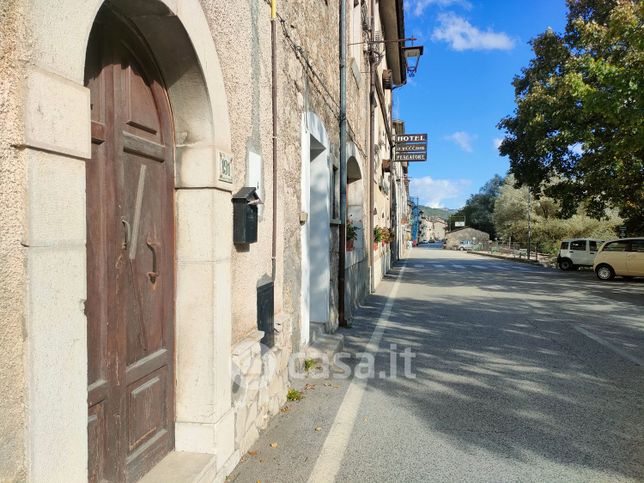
[{"x1": 472, "y1": 242, "x2": 555, "y2": 265}]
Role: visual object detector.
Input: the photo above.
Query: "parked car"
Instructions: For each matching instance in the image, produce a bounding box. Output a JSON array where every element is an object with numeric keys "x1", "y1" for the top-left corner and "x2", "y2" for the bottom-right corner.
[
  {"x1": 557, "y1": 238, "x2": 605, "y2": 270},
  {"x1": 458, "y1": 240, "x2": 474, "y2": 251},
  {"x1": 593, "y1": 238, "x2": 644, "y2": 281}
]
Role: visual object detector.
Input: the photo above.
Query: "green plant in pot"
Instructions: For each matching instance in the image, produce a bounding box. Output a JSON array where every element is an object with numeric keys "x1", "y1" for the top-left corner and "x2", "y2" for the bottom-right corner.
[
  {"x1": 373, "y1": 226, "x2": 384, "y2": 250},
  {"x1": 346, "y1": 220, "x2": 359, "y2": 251},
  {"x1": 381, "y1": 227, "x2": 391, "y2": 245}
]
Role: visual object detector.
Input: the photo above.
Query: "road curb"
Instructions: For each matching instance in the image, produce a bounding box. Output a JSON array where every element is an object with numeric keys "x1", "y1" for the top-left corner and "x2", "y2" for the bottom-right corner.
[{"x1": 469, "y1": 250, "x2": 555, "y2": 268}]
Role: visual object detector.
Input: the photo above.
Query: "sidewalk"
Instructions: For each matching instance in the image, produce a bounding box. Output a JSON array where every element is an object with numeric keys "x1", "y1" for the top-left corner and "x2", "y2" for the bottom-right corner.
[{"x1": 226, "y1": 267, "x2": 403, "y2": 482}]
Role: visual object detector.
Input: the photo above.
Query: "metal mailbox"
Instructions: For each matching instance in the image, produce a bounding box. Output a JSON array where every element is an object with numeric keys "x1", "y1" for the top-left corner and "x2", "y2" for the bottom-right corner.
[{"x1": 232, "y1": 187, "x2": 260, "y2": 244}]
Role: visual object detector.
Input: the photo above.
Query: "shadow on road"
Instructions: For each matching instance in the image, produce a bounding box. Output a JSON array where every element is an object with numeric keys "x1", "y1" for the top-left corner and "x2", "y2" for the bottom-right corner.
[{"x1": 348, "y1": 258, "x2": 644, "y2": 480}]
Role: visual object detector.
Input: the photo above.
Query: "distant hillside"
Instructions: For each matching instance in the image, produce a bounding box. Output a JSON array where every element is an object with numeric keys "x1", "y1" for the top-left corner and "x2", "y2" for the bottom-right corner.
[{"x1": 419, "y1": 206, "x2": 459, "y2": 221}]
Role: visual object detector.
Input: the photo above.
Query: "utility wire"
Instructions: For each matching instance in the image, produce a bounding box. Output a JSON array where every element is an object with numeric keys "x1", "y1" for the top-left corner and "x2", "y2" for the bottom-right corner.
[{"x1": 263, "y1": 0, "x2": 369, "y2": 162}]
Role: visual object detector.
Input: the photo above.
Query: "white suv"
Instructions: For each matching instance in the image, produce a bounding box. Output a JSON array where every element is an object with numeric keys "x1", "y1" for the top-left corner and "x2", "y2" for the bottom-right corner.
[{"x1": 557, "y1": 238, "x2": 604, "y2": 270}]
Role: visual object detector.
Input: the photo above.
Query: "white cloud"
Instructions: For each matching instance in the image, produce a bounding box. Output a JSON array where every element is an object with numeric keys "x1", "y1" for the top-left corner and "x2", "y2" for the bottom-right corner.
[
  {"x1": 406, "y1": 0, "x2": 472, "y2": 17},
  {"x1": 445, "y1": 131, "x2": 476, "y2": 152},
  {"x1": 493, "y1": 137, "x2": 503, "y2": 150},
  {"x1": 411, "y1": 176, "x2": 472, "y2": 208},
  {"x1": 432, "y1": 13, "x2": 515, "y2": 51}
]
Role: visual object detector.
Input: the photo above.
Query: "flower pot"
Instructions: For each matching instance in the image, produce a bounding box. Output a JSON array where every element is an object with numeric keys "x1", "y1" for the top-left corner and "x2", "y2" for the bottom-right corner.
[
  {"x1": 373, "y1": 242, "x2": 379, "y2": 251},
  {"x1": 346, "y1": 239, "x2": 354, "y2": 251}
]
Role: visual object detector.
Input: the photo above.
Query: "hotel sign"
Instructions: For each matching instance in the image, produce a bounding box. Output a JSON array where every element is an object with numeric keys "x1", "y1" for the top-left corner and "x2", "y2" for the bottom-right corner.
[
  {"x1": 397, "y1": 144, "x2": 426, "y2": 153},
  {"x1": 394, "y1": 134, "x2": 427, "y2": 143},
  {"x1": 396, "y1": 153, "x2": 427, "y2": 162},
  {"x1": 394, "y1": 133, "x2": 428, "y2": 162}
]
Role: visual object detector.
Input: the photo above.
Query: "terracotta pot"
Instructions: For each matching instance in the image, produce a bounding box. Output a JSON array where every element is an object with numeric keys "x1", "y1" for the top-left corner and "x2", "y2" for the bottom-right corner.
[
  {"x1": 346, "y1": 239, "x2": 354, "y2": 251},
  {"x1": 373, "y1": 242, "x2": 379, "y2": 251}
]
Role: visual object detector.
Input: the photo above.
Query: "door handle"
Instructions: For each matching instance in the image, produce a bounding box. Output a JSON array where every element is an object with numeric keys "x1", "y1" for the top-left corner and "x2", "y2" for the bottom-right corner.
[
  {"x1": 146, "y1": 235, "x2": 159, "y2": 283},
  {"x1": 121, "y1": 218, "x2": 131, "y2": 249}
]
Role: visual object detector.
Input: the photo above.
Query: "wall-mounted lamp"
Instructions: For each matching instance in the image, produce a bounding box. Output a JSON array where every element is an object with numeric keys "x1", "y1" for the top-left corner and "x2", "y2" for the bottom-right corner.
[{"x1": 402, "y1": 45, "x2": 424, "y2": 77}]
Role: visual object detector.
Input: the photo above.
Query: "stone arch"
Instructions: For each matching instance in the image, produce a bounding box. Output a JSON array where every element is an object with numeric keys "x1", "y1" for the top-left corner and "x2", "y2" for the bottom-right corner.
[
  {"x1": 346, "y1": 150, "x2": 364, "y2": 253},
  {"x1": 28, "y1": 0, "x2": 232, "y2": 157},
  {"x1": 343, "y1": 141, "x2": 368, "y2": 322},
  {"x1": 23, "y1": 0, "x2": 235, "y2": 479}
]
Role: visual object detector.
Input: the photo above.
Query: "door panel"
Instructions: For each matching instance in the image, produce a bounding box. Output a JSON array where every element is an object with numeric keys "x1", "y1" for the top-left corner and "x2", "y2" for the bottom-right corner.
[
  {"x1": 125, "y1": 63, "x2": 161, "y2": 137},
  {"x1": 88, "y1": 402, "x2": 107, "y2": 483},
  {"x1": 120, "y1": 152, "x2": 168, "y2": 365},
  {"x1": 86, "y1": 7, "x2": 175, "y2": 482},
  {"x1": 127, "y1": 370, "x2": 168, "y2": 450}
]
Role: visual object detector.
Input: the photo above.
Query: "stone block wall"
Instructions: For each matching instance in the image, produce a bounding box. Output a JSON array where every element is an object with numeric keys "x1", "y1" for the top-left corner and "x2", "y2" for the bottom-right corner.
[
  {"x1": 345, "y1": 257, "x2": 369, "y2": 321},
  {"x1": 231, "y1": 326, "x2": 290, "y2": 456}
]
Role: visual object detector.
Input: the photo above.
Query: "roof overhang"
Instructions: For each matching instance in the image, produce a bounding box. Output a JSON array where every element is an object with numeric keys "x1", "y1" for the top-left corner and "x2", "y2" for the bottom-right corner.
[{"x1": 379, "y1": 0, "x2": 406, "y2": 86}]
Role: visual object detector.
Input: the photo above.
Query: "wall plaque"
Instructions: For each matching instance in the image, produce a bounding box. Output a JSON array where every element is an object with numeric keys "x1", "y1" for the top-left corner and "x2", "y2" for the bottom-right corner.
[{"x1": 218, "y1": 150, "x2": 233, "y2": 183}]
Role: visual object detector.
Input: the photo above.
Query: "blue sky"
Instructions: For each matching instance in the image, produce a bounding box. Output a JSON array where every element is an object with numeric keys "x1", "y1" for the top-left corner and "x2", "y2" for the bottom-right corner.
[{"x1": 397, "y1": 0, "x2": 567, "y2": 209}]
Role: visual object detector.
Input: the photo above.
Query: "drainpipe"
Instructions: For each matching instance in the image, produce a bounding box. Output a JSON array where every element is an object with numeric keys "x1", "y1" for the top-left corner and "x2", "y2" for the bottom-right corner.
[
  {"x1": 368, "y1": 0, "x2": 376, "y2": 293},
  {"x1": 271, "y1": 0, "x2": 278, "y2": 280},
  {"x1": 338, "y1": 0, "x2": 348, "y2": 326}
]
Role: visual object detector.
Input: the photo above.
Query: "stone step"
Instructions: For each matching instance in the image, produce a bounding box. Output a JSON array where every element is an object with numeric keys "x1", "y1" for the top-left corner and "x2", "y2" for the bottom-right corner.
[
  {"x1": 309, "y1": 321, "x2": 327, "y2": 344},
  {"x1": 305, "y1": 332, "x2": 344, "y2": 365}
]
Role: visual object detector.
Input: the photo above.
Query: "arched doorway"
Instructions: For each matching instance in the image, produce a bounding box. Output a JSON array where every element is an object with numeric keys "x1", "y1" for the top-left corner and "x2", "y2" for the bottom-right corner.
[
  {"x1": 85, "y1": 6, "x2": 175, "y2": 481},
  {"x1": 22, "y1": 0, "x2": 234, "y2": 479},
  {"x1": 344, "y1": 151, "x2": 368, "y2": 319},
  {"x1": 347, "y1": 156, "x2": 364, "y2": 252}
]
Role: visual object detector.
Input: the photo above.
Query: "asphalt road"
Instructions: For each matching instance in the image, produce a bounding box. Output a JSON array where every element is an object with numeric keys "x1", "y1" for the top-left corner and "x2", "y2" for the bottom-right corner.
[{"x1": 229, "y1": 248, "x2": 644, "y2": 482}]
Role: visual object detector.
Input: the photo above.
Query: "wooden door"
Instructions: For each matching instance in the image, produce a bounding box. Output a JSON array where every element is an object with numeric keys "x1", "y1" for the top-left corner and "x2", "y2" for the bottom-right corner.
[{"x1": 85, "y1": 8, "x2": 175, "y2": 482}]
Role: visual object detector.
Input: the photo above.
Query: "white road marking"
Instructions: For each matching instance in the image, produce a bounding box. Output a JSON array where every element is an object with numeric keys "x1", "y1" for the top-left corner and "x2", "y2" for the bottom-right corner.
[
  {"x1": 414, "y1": 264, "x2": 424, "y2": 268},
  {"x1": 434, "y1": 264, "x2": 445, "y2": 269},
  {"x1": 452, "y1": 264, "x2": 466, "y2": 269},
  {"x1": 575, "y1": 325, "x2": 644, "y2": 367},
  {"x1": 307, "y1": 264, "x2": 407, "y2": 483}
]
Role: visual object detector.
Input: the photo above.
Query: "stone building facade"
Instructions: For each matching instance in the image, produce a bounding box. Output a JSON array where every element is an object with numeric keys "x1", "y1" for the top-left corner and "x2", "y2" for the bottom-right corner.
[
  {"x1": 420, "y1": 215, "x2": 448, "y2": 241},
  {"x1": 445, "y1": 227, "x2": 491, "y2": 249},
  {"x1": 0, "y1": 0, "x2": 412, "y2": 481}
]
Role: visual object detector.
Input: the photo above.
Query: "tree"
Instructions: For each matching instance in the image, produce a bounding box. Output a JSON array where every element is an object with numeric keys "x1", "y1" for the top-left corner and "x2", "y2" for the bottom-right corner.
[
  {"x1": 493, "y1": 175, "x2": 622, "y2": 253},
  {"x1": 453, "y1": 174, "x2": 503, "y2": 237},
  {"x1": 492, "y1": 176, "x2": 532, "y2": 244},
  {"x1": 498, "y1": 0, "x2": 643, "y2": 234}
]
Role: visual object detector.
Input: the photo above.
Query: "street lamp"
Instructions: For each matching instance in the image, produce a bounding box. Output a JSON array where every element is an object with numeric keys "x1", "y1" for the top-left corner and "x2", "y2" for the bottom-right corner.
[{"x1": 402, "y1": 45, "x2": 424, "y2": 77}]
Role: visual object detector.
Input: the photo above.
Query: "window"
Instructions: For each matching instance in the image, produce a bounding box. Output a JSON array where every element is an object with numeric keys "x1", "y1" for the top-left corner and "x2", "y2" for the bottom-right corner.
[
  {"x1": 560, "y1": 241, "x2": 569, "y2": 250},
  {"x1": 570, "y1": 240, "x2": 586, "y2": 251},
  {"x1": 589, "y1": 241, "x2": 600, "y2": 251},
  {"x1": 630, "y1": 240, "x2": 644, "y2": 252},
  {"x1": 603, "y1": 241, "x2": 629, "y2": 252}
]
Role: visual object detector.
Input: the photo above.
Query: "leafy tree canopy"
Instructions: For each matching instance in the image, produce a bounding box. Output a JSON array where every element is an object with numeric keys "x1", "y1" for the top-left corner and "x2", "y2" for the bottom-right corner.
[
  {"x1": 453, "y1": 174, "x2": 504, "y2": 237},
  {"x1": 493, "y1": 175, "x2": 622, "y2": 253},
  {"x1": 498, "y1": 0, "x2": 643, "y2": 234}
]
